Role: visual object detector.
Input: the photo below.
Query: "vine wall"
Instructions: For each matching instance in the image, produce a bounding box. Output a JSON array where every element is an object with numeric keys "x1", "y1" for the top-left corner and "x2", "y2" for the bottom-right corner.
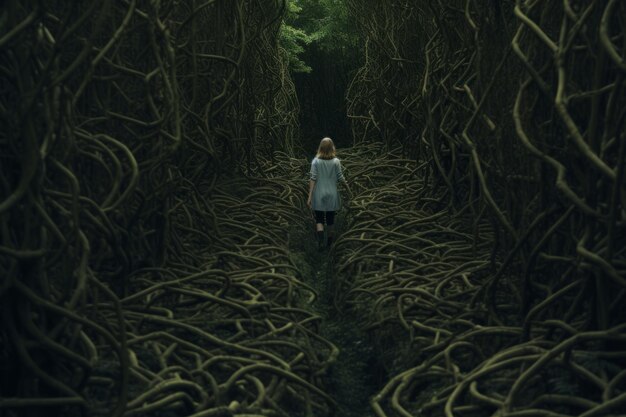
[
  {"x1": 342, "y1": 1, "x2": 626, "y2": 415},
  {"x1": 0, "y1": 1, "x2": 314, "y2": 416}
]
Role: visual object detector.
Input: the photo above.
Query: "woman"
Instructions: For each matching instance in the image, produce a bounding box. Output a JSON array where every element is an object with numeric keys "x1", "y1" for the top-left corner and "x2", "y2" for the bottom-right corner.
[{"x1": 307, "y1": 137, "x2": 352, "y2": 249}]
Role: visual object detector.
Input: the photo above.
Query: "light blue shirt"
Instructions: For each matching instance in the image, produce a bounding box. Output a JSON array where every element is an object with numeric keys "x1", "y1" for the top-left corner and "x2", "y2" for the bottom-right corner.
[{"x1": 310, "y1": 157, "x2": 345, "y2": 211}]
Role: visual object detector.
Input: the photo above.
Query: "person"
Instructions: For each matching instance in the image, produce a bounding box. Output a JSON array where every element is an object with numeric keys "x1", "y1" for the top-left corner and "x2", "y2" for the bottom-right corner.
[{"x1": 307, "y1": 137, "x2": 352, "y2": 250}]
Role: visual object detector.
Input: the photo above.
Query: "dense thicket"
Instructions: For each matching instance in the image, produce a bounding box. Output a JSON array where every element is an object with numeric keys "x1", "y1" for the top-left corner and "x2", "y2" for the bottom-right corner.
[
  {"x1": 341, "y1": 1, "x2": 626, "y2": 416},
  {"x1": 3, "y1": 0, "x2": 626, "y2": 416},
  {"x1": 0, "y1": 2, "x2": 335, "y2": 416}
]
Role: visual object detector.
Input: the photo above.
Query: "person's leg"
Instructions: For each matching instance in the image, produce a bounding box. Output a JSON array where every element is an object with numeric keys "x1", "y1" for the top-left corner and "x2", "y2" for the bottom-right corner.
[
  {"x1": 314, "y1": 211, "x2": 325, "y2": 249},
  {"x1": 326, "y1": 211, "x2": 336, "y2": 247}
]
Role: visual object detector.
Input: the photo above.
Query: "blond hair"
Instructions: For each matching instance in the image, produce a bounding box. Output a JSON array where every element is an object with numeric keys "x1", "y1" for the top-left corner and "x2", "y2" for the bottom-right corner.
[{"x1": 316, "y1": 137, "x2": 336, "y2": 159}]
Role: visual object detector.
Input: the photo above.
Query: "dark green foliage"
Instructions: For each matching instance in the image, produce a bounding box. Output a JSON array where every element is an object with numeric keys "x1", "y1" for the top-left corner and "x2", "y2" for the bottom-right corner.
[{"x1": 280, "y1": 0, "x2": 360, "y2": 73}]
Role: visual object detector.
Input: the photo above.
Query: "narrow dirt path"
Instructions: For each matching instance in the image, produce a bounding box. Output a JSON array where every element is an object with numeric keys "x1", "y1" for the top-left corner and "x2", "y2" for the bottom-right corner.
[
  {"x1": 289, "y1": 228, "x2": 379, "y2": 417},
  {"x1": 311, "y1": 242, "x2": 379, "y2": 417}
]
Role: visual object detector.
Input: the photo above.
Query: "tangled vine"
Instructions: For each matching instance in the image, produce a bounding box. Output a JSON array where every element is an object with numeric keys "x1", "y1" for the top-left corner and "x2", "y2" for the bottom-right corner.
[
  {"x1": 343, "y1": 1, "x2": 626, "y2": 416},
  {"x1": 0, "y1": 1, "x2": 322, "y2": 416}
]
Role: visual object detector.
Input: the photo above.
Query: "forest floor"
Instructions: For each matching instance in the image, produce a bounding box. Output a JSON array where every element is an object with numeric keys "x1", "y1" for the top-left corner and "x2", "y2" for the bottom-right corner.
[{"x1": 288, "y1": 213, "x2": 380, "y2": 417}]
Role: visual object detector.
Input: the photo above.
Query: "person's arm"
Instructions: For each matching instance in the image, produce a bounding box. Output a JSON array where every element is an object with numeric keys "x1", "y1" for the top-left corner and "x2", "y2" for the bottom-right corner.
[
  {"x1": 308, "y1": 159, "x2": 317, "y2": 208},
  {"x1": 307, "y1": 179, "x2": 315, "y2": 207},
  {"x1": 336, "y1": 159, "x2": 353, "y2": 198},
  {"x1": 342, "y1": 179, "x2": 353, "y2": 199}
]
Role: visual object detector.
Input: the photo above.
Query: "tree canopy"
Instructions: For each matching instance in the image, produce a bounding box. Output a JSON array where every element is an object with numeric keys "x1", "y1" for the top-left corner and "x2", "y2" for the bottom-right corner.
[{"x1": 280, "y1": 0, "x2": 359, "y2": 73}]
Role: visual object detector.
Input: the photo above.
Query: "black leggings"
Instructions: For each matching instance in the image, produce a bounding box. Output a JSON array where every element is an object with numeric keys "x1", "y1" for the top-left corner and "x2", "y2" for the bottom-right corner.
[{"x1": 314, "y1": 210, "x2": 335, "y2": 226}]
